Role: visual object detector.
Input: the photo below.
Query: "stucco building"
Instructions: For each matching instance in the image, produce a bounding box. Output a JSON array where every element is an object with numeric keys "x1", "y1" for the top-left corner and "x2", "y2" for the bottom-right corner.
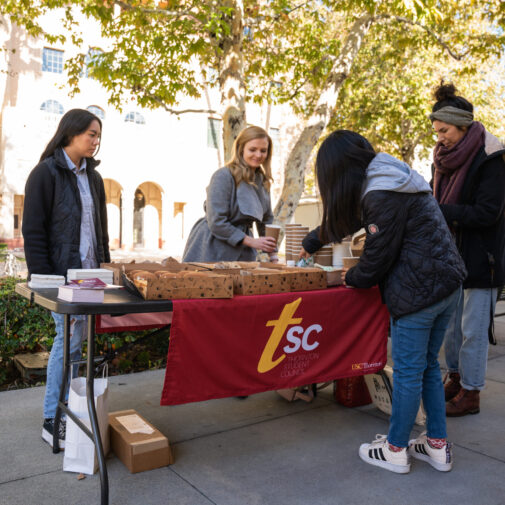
[{"x1": 0, "y1": 13, "x2": 298, "y2": 256}]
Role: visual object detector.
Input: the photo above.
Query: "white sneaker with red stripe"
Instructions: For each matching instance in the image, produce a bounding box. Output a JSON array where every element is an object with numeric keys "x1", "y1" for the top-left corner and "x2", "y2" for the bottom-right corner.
[
  {"x1": 408, "y1": 432, "x2": 453, "y2": 472},
  {"x1": 359, "y1": 434, "x2": 410, "y2": 474}
]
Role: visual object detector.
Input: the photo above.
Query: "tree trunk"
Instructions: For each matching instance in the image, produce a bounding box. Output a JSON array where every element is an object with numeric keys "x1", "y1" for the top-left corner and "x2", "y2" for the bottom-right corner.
[
  {"x1": 274, "y1": 15, "x2": 373, "y2": 227},
  {"x1": 219, "y1": 0, "x2": 246, "y2": 162},
  {"x1": 400, "y1": 120, "x2": 429, "y2": 166}
]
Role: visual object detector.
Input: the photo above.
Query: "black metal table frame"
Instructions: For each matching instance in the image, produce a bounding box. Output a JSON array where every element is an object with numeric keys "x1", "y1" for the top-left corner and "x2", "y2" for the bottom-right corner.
[{"x1": 15, "y1": 284, "x2": 172, "y2": 505}]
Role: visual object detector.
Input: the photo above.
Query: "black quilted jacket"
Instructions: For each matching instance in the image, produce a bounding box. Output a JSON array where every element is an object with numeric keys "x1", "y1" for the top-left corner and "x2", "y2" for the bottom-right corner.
[
  {"x1": 345, "y1": 190, "x2": 466, "y2": 319},
  {"x1": 22, "y1": 148, "x2": 110, "y2": 277},
  {"x1": 438, "y1": 143, "x2": 505, "y2": 289}
]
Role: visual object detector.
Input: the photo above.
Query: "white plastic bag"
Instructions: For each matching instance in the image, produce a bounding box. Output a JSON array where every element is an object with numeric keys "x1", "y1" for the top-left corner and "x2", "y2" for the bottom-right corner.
[{"x1": 63, "y1": 368, "x2": 109, "y2": 475}]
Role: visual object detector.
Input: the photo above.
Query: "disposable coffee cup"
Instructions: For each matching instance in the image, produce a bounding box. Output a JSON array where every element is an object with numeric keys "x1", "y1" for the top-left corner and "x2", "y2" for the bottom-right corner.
[
  {"x1": 265, "y1": 224, "x2": 281, "y2": 243},
  {"x1": 342, "y1": 256, "x2": 360, "y2": 269},
  {"x1": 332, "y1": 241, "x2": 351, "y2": 267}
]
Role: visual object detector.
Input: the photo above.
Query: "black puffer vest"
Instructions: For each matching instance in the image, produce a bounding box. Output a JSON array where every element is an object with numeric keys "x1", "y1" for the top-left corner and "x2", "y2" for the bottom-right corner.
[{"x1": 22, "y1": 148, "x2": 110, "y2": 277}]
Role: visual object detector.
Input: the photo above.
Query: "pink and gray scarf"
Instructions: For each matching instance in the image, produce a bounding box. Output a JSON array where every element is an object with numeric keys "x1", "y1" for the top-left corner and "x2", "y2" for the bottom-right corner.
[{"x1": 433, "y1": 121, "x2": 486, "y2": 205}]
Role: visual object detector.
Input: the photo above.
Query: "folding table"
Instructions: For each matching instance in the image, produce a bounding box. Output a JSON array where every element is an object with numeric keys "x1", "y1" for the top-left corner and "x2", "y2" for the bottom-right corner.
[
  {"x1": 15, "y1": 283, "x2": 172, "y2": 505},
  {"x1": 15, "y1": 283, "x2": 389, "y2": 505}
]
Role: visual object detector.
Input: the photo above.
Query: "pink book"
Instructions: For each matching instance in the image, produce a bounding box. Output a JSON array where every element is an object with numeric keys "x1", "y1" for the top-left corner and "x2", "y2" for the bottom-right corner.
[{"x1": 57, "y1": 278, "x2": 107, "y2": 303}]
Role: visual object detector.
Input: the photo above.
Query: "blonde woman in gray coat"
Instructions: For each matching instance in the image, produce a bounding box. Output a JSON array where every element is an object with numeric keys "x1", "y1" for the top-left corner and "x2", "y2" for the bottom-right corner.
[{"x1": 183, "y1": 126, "x2": 278, "y2": 262}]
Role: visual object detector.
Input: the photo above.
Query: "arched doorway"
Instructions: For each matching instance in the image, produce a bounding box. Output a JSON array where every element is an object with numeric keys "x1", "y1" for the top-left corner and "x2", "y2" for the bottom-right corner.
[
  {"x1": 103, "y1": 179, "x2": 123, "y2": 249},
  {"x1": 133, "y1": 182, "x2": 163, "y2": 249}
]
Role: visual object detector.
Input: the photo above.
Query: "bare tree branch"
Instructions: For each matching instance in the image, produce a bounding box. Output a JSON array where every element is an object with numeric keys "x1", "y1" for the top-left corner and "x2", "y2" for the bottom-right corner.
[
  {"x1": 157, "y1": 103, "x2": 218, "y2": 115},
  {"x1": 131, "y1": 87, "x2": 218, "y2": 115}
]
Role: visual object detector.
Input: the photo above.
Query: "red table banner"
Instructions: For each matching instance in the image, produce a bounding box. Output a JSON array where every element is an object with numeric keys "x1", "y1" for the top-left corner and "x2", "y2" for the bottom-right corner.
[
  {"x1": 161, "y1": 286, "x2": 389, "y2": 405},
  {"x1": 96, "y1": 312, "x2": 173, "y2": 333}
]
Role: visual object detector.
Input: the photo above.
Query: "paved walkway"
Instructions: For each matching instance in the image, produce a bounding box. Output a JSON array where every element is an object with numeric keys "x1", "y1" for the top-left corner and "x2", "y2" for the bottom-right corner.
[{"x1": 1, "y1": 310, "x2": 505, "y2": 505}]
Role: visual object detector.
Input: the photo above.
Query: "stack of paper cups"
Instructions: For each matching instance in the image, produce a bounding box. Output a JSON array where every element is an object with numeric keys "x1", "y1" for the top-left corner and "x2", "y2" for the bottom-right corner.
[
  {"x1": 285, "y1": 224, "x2": 309, "y2": 262},
  {"x1": 314, "y1": 244, "x2": 333, "y2": 266},
  {"x1": 332, "y1": 240, "x2": 352, "y2": 268}
]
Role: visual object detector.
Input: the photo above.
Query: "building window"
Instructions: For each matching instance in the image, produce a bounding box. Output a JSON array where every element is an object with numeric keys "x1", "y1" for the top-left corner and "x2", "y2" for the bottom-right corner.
[
  {"x1": 84, "y1": 48, "x2": 103, "y2": 78},
  {"x1": 207, "y1": 118, "x2": 222, "y2": 149},
  {"x1": 204, "y1": 66, "x2": 219, "y2": 87},
  {"x1": 124, "y1": 111, "x2": 145, "y2": 125},
  {"x1": 87, "y1": 105, "x2": 105, "y2": 120},
  {"x1": 42, "y1": 48, "x2": 64, "y2": 73},
  {"x1": 40, "y1": 99, "x2": 64, "y2": 115},
  {"x1": 269, "y1": 127, "x2": 280, "y2": 157}
]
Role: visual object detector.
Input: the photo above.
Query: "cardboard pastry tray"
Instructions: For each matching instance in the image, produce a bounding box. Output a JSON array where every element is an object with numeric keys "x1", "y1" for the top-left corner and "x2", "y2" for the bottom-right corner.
[
  {"x1": 122, "y1": 269, "x2": 234, "y2": 300},
  {"x1": 212, "y1": 266, "x2": 326, "y2": 294},
  {"x1": 120, "y1": 263, "x2": 326, "y2": 299}
]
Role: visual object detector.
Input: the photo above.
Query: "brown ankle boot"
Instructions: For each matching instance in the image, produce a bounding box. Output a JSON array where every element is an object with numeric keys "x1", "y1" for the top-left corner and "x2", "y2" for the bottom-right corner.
[
  {"x1": 446, "y1": 388, "x2": 480, "y2": 417},
  {"x1": 444, "y1": 372, "x2": 461, "y2": 401}
]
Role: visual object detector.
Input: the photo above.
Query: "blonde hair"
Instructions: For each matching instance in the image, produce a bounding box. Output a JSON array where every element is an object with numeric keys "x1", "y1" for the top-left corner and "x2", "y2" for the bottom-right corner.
[{"x1": 226, "y1": 125, "x2": 273, "y2": 190}]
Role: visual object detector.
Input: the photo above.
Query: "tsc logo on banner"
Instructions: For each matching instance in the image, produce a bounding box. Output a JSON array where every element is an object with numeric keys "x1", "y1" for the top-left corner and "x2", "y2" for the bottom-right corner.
[{"x1": 257, "y1": 297, "x2": 322, "y2": 374}]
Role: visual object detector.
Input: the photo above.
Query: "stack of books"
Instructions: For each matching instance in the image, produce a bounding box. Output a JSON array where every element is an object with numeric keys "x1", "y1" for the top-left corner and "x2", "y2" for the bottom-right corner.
[
  {"x1": 66, "y1": 268, "x2": 114, "y2": 285},
  {"x1": 28, "y1": 274, "x2": 66, "y2": 289},
  {"x1": 57, "y1": 278, "x2": 107, "y2": 303}
]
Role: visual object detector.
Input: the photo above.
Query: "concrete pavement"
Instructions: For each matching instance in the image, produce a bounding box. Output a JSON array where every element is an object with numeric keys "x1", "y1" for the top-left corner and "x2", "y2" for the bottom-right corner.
[{"x1": 1, "y1": 311, "x2": 505, "y2": 505}]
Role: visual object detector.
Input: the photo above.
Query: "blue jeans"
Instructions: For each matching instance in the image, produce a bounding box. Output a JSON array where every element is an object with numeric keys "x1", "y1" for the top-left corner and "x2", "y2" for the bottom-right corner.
[
  {"x1": 43, "y1": 313, "x2": 87, "y2": 419},
  {"x1": 388, "y1": 289, "x2": 460, "y2": 448},
  {"x1": 444, "y1": 288, "x2": 497, "y2": 391}
]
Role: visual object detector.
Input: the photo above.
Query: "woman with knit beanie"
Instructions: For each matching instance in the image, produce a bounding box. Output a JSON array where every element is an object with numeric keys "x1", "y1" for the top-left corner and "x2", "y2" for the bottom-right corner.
[{"x1": 430, "y1": 83, "x2": 505, "y2": 416}]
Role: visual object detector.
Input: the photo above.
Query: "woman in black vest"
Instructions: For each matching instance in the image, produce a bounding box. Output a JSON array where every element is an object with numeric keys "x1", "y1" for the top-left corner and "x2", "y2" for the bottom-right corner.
[{"x1": 22, "y1": 109, "x2": 110, "y2": 448}]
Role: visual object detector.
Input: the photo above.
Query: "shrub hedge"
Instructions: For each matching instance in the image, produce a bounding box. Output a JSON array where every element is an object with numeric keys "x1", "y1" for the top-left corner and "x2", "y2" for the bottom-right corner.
[{"x1": 0, "y1": 277, "x2": 166, "y2": 387}]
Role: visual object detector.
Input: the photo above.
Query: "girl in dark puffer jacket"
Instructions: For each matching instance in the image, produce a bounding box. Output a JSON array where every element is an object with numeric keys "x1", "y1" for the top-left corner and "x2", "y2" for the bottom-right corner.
[{"x1": 314, "y1": 130, "x2": 465, "y2": 474}]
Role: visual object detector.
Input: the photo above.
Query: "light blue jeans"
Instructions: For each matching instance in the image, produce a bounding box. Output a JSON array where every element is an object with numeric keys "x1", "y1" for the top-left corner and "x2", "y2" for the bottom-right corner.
[
  {"x1": 388, "y1": 289, "x2": 460, "y2": 448},
  {"x1": 43, "y1": 313, "x2": 87, "y2": 419},
  {"x1": 444, "y1": 288, "x2": 497, "y2": 391}
]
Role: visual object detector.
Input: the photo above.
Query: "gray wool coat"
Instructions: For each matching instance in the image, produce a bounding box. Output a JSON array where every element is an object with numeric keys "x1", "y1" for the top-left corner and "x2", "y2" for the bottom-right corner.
[{"x1": 182, "y1": 166, "x2": 274, "y2": 262}]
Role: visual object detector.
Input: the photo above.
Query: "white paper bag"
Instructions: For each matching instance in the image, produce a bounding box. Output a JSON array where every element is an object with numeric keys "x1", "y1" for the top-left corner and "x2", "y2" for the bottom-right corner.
[{"x1": 63, "y1": 371, "x2": 109, "y2": 475}]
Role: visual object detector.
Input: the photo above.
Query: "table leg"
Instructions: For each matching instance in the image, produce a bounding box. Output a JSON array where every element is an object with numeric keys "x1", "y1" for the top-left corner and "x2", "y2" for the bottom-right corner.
[
  {"x1": 53, "y1": 314, "x2": 70, "y2": 454},
  {"x1": 86, "y1": 315, "x2": 109, "y2": 505}
]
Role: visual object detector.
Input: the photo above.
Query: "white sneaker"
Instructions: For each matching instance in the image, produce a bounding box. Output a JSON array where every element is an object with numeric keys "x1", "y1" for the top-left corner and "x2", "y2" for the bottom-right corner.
[
  {"x1": 359, "y1": 434, "x2": 410, "y2": 474},
  {"x1": 408, "y1": 432, "x2": 452, "y2": 472}
]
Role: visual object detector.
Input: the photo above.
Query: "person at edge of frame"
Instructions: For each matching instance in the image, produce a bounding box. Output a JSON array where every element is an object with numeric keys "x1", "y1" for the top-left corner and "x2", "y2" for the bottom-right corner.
[{"x1": 429, "y1": 82, "x2": 505, "y2": 417}]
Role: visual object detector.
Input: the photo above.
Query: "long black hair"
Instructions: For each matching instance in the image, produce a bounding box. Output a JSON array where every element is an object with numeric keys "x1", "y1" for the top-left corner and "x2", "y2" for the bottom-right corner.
[
  {"x1": 39, "y1": 108, "x2": 102, "y2": 162},
  {"x1": 316, "y1": 130, "x2": 376, "y2": 243}
]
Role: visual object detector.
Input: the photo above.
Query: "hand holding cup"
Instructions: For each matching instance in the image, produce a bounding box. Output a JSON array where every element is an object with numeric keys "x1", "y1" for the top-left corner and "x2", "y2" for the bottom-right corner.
[{"x1": 243, "y1": 235, "x2": 277, "y2": 252}]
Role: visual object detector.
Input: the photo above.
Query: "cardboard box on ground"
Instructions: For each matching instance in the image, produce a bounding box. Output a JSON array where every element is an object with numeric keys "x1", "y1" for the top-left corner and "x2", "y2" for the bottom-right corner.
[{"x1": 109, "y1": 410, "x2": 173, "y2": 473}]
